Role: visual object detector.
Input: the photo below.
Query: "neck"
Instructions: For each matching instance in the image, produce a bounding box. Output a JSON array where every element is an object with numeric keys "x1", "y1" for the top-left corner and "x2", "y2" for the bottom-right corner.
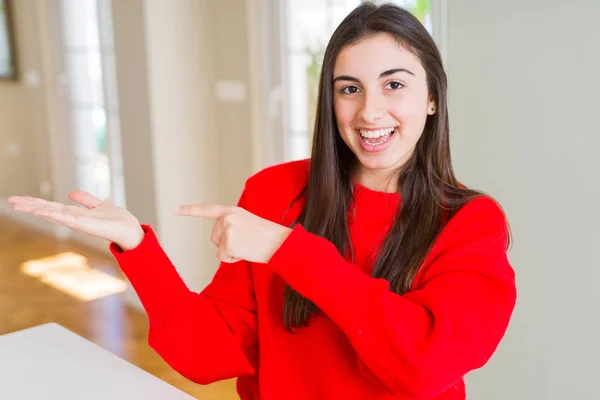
[{"x1": 353, "y1": 166, "x2": 399, "y2": 193}]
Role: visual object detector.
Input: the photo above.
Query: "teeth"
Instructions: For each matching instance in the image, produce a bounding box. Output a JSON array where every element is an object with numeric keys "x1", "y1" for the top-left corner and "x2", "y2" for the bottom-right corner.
[{"x1": 359, "y1": 127, "x2": 395, "y2": 138}]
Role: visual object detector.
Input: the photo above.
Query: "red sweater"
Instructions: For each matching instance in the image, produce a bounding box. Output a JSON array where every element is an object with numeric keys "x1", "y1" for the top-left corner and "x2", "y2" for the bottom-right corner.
[{"x1": 110, "y1": 159, "x2": 516, "y2": 400}]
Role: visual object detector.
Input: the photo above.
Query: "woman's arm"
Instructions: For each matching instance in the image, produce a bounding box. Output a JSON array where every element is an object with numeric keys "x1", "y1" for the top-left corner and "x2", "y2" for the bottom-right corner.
[
  {"x1": 110, "y1": 191, "x2": 259, "y2": 385},
  {"x1": 267, "y1": 196, "x2": 516, "y2": 398}
]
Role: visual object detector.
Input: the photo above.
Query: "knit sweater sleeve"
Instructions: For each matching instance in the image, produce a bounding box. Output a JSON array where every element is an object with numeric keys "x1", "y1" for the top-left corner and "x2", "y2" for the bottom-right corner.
[
  {"x1": 267, "y1": 196, "x2": 517, "y2": 398},
  {"x1": 109, "y1": 189, "x2": 258, "y2": 385}
]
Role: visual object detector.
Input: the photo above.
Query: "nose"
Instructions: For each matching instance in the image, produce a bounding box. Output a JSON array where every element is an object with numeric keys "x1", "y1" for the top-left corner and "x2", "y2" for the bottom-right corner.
[{"x1": 357, "y1": 91, "x2": 384, "y2": 123}]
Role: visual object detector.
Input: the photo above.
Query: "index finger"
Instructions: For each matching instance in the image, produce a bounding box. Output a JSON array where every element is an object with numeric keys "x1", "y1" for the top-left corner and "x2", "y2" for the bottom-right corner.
[
  {"x1": 174, "y1": 204, "x2": 233, "y2": 219},
  {"x1": 69, "y1": 190, "x2": 103, "y2": 209}
]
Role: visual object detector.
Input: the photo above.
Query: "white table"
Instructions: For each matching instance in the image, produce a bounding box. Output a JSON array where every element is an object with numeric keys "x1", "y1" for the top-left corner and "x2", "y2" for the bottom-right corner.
[{"x1": 0, "y1": 323, "x2": 196, "y2": 399}]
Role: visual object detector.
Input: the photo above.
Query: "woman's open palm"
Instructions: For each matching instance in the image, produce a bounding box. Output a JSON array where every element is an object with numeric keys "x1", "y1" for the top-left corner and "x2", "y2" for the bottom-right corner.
[{"x1": 8, "y1": 191, "x2": 144, "y2": 250}]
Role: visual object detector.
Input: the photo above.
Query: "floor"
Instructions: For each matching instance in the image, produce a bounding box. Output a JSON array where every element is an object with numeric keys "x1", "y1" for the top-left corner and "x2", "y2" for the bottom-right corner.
[{"x1": 0, "y1": 215, "x2": 239, "y2": 400}]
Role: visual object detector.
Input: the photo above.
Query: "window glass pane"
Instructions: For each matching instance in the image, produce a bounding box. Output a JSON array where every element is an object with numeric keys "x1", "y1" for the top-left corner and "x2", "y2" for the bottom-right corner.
[
  {"x1": 75, "y1": 154, "x2": 111, "y2": 201},
  {"x1": 290, "y1": 131, "x2": 311, "y2": 161},
  {"x1": 60, "y1": 0, "x2": 100, "y2": 49},
  {"x1": 288, "y1": 53, "x2": 311, "y2": 133},
  {"x1": 66, "y1": 51, "x2": 104, "y2": 107},
  {"x1": 71, "y1": 108, "x2": 99, "y2": 159},
  {"x1": 388, "y1": 0, "x2": 432, "y2": 33},
  {"x1": 284, "y1": 0, "x2": 360, "y2": 160},
  {"x1": 59, "y1": 0, "x2": 121, "y2": 203},
  {"x1": 93, "y1": 106, "x2": 107, "y2": 154},
  {"x1": 286, "y1": 0, "x2": 360, "y2": 52},
  {"x1": 71, "y1": 106, "x2": 110, "y2": 200}
]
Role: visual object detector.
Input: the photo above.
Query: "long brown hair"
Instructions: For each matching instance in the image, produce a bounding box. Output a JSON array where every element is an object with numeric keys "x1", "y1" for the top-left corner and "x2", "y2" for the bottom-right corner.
[{"x1": 283, "y1": 3, "x2": 493, "y2": 330}]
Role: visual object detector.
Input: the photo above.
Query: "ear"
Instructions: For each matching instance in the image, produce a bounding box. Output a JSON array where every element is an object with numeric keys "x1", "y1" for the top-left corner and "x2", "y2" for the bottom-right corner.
[{"x1": 427, "y1": 97, "x2": 437, "y2": 115}]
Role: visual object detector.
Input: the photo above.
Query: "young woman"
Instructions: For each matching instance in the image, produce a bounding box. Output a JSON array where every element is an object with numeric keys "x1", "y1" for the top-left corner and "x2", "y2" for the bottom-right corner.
[{"x1": 9, "y1": 3, "x2": 516, "y2": 399}]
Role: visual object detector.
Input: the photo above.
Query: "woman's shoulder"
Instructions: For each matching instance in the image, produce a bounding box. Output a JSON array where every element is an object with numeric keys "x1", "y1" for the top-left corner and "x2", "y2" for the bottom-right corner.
[
  {"x1": 415, "y1": 194, "x2": 513, "y2": 287},
  {"x1": 240, "y1": 159, "x2": 310, "y2": 219},
  {"x1": 456, "y1": 194, "x2": 506, "y2": 219},
  {"x1": 247, "y1": 158, "x2": 310, "y2": 189},
  {"x1": 441, "y1": 194, "x2": 510, "y2": 250}
]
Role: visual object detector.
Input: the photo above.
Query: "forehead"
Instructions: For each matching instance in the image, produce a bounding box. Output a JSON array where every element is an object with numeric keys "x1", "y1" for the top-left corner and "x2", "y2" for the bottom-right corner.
[{"x1": 333, "y1": 32, "x2": 424, "y2": 78}]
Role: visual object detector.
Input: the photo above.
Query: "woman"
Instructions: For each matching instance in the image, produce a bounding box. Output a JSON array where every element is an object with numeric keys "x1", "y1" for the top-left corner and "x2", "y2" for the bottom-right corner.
[{"x1": 9, "y1": 3, "x2": 516, "y2": 399}]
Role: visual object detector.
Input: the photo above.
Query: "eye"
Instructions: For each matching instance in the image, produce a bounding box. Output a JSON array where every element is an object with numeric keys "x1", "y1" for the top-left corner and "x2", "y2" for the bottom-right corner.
[
  {"x1": 385, "y1": 81, "x2": 404, "y2": 90},
  {"x1": 340, "y1": 85, "x2": 360, "y2": 94}
]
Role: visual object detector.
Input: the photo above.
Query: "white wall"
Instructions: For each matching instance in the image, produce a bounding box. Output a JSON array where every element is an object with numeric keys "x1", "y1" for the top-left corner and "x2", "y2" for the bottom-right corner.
[
  {"x1": 446, "y1": 0, "x2": 600, "y2": 398},
  {"x1": 142, "y1": 0, "x2": 220, "y2": 292},
  {"x1": 110, "y1": 0, "x2": 255, "y2": 295},
  {"x1": 0, "y1": 0, "x2": 51, "y2": 203},
  {"x1": 0, "y1": 0, "x2": 75, "y2": 239}
]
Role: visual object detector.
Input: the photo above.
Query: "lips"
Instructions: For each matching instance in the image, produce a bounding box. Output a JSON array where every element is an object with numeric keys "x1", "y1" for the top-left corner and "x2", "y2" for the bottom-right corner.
[{"x1": 355, "y1": 126, "x2": 397, "y2": 152}]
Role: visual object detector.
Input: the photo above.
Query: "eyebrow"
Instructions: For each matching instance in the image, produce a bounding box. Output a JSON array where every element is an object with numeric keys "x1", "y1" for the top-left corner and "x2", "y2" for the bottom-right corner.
[{"x1": 333, "y1": 68, "x2": 415, "y2": 83}]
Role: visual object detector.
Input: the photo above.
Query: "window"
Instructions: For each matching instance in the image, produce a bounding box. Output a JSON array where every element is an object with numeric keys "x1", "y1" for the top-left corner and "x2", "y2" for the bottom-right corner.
[
  {"x1": 282, "y1": 0, "x2": 434, "y2": 161},
  {"x1": 59, "y1": 0, "x2": 125, "y2": 206},
  {"x1": 0, "y1": 0, "x2": 17, "y2": 79}
]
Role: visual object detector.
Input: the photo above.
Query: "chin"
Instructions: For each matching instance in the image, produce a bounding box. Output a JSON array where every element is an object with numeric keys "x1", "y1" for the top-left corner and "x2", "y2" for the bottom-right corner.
[
  {"x1": 355, "y1": 153, "x2": 407, "y2": 172},
  {"x1": 358, "y1": 140, "x2": 412, "y2": 163}
]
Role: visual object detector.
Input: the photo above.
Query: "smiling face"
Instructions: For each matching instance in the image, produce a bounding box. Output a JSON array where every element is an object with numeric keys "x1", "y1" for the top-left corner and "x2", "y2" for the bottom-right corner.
[{"x1": 333, "y1": 32, "x2": 436, "y2": 191}]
